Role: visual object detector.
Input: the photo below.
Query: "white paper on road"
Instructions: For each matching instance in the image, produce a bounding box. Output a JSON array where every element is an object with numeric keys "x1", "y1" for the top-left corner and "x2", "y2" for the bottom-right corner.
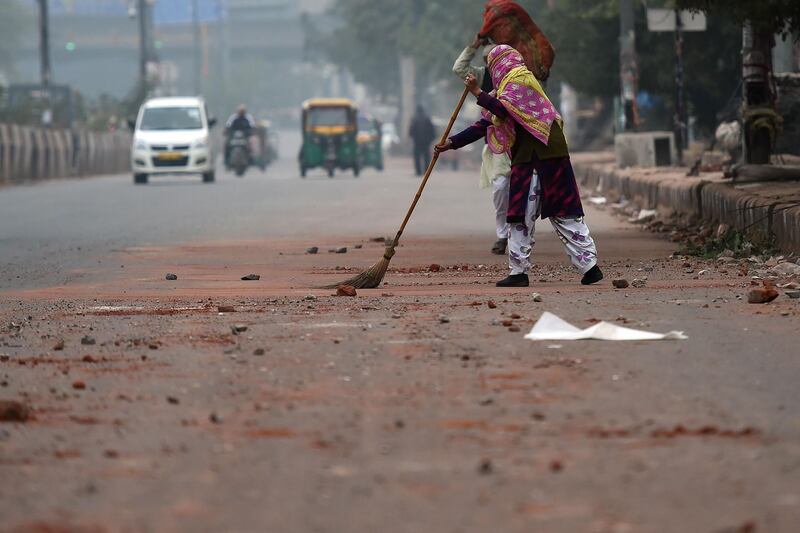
[{"x1": 524, "y1": 312, "x2": 688, "y2": 341}]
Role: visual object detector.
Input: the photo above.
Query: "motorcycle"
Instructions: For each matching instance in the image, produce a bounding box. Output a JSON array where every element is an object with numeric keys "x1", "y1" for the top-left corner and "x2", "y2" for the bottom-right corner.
[{"x1": 228, "y1": 130, "x2": 251, "y2": 177}]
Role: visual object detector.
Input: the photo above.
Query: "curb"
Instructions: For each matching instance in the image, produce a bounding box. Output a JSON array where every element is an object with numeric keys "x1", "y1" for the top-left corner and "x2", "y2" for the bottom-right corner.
[{"x1": 573, "y1": 160, "x2": 800, "y2": 254}]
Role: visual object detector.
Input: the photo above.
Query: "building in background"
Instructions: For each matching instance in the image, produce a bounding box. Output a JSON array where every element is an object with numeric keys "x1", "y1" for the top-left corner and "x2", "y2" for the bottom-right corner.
[{"x1": 11, "y1": 0, "x2": 339, "y2": 125}]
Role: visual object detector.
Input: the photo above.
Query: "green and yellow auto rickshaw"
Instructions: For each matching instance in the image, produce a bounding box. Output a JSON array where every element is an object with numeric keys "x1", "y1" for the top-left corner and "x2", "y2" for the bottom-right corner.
[
  {"x1": 299, "y1": 98, "x2": 359, "y2": 178},
  {"x1": 357, "y1": 114, "x2": 384, "y2": 171}
]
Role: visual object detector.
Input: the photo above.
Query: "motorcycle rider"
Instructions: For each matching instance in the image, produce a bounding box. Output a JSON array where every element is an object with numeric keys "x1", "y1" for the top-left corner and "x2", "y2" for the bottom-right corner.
[{"x1": 224, "y1": 104, "x2": 256, "y2": 168}]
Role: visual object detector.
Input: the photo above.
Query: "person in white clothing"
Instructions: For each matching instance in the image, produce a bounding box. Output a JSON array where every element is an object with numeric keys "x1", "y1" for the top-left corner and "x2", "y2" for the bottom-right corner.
[{"x1": 452, "y1": 35, "x2": 512, "y2": 255}]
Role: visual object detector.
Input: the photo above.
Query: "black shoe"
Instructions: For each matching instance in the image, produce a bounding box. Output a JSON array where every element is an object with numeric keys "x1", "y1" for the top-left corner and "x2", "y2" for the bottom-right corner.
[
  {"x1": 491, "y1": 238, "x2": 507, "y2": 255},
  {"x1": 496, "y1": 273, "x2": 529, "y2": 287},
  {"x1": 581, "y1": 265, "x2": 604, "y2": 285}
]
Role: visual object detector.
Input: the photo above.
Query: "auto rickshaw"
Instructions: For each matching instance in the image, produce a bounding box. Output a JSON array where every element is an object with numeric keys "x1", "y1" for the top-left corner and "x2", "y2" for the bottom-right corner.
[
  {"x1": 299, "y1": 98, "x2": 359, "y2": 178},
  {"x1": 357, "y1": 114, "x2": 384, "y2": 171}
]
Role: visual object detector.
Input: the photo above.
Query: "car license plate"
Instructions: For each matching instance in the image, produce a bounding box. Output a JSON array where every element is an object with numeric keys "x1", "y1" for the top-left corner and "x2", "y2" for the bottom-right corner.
[{"x1": 157, "y1": 152, "x2": 183, "y2": 160}]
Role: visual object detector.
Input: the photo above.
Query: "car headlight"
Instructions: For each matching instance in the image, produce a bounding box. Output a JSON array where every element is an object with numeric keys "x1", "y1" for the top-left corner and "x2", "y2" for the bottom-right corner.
[
  {"x1": 193, "y1": 138, "x2": 209, "y2": 149},
  {"x1": 134, "y1": 140, "x2": 148, "y2": 151}
]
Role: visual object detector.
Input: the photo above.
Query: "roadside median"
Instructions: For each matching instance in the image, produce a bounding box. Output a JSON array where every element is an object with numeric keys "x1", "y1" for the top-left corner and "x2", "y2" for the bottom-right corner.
[
  {"x1": 0, "y1": 122, "x2": 130, "y2": 187},
  {"x1": 572, "y1": 152, "x2": 800, "y2": 254}
]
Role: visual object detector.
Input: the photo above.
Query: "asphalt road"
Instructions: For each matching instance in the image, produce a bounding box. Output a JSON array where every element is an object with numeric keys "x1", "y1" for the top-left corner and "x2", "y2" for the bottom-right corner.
[
  {"x1": 0, "y1": 132, "x2": 505, "y2": 291},
  {"x1": 1, "y1": 136, "x2": 799, "y2": 533}
]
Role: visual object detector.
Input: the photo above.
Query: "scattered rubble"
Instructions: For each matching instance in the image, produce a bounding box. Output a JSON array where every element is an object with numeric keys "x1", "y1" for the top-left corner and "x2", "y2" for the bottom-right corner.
[
  {"x1": 748, "y1": 288, "x2": 779, "y2": 304},
  {"x1": 650, "y1": 425, "x2": 759, "y2": 439},
  {"x1": 631, "y1": 279, "x2": 647, "y2": 288},
  {"x1": 336, "y1": 285, "x2": 357, "y2": 297},
  {"x1": 0, "y1": 400, "x2": 30, "y2": 422},
  {"x1": 478, "y1": 459, "x2": 493, "y2": 475}
]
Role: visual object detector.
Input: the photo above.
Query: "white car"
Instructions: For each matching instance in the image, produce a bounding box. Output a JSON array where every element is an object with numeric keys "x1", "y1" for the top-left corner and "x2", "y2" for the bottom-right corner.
[{"x1": 130, "y1": 97, "x2": 217, "y2": 184}]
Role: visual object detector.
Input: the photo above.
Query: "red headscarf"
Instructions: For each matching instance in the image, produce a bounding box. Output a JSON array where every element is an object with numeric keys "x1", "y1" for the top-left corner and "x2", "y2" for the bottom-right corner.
[{"x1": 479, "y1": 0, "x2": 555, "y2": 81}]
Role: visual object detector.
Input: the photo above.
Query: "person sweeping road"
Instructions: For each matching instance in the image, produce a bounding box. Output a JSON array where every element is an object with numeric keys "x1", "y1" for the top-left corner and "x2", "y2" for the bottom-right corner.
[
  {"x1": 452, "y1": 34, "x2": 512, "y2": 256},
  {"x1": 436, "y1": 45, "x2": 603, "y2": 288}
]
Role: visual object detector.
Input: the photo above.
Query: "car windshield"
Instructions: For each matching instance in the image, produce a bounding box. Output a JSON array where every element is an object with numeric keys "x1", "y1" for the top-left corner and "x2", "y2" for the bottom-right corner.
[
  {"x1": 140, "y1": 106, "x2": 203, "y2": 131},
  {"x1": 309, "y1": 107, "x2": 349, "y2": 127}
]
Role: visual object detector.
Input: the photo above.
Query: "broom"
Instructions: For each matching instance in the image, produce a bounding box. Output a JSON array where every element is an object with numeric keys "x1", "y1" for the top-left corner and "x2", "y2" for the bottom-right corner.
[{"x1": 322, "y1": 87, "x2": 471, "y2": 289}]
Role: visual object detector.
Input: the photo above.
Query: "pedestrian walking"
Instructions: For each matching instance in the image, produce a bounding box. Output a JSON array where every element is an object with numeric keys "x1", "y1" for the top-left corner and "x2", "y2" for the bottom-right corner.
[
  {"x1": 408, "y1": 106, "x2": 436, "y2": 176},
  {"x1": 452, "y1": 34, "x2": 511, "y2": 255},
  {"x1": 436, "y1": 45, "x2": 603, "y2": 288}
]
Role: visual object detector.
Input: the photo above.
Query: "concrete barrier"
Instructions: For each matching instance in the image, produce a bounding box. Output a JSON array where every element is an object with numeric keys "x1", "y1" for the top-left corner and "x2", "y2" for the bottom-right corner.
[
  {"x1": 574, "y1": 157, "x2": 800, "y2": 254},
  {"x1": 0, "y1": 122, "x2": 130, "y2": 186}
]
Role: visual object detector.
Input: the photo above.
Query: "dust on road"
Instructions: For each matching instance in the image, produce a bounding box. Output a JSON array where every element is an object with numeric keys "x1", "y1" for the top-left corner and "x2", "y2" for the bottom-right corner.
[{"x1": 1, "y1": 155, "x2": 799, "y2": 532}]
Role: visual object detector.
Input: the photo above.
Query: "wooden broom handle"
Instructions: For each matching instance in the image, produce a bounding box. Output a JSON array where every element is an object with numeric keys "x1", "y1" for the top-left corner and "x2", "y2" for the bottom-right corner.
[{"x1": 391, "y1": 87, "x2": 470, "y2": 248}]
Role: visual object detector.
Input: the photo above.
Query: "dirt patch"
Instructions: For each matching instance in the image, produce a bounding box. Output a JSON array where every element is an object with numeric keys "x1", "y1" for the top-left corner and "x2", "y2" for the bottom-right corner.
[{"x1": 244, "y1": 427, "x2": 298, "y2": 439}]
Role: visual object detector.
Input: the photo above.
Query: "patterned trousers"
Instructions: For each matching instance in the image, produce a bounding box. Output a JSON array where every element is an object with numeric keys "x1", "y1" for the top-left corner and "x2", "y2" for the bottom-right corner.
[{"x1": 508, "y1": 172, "x2": 598, "y2": 276}]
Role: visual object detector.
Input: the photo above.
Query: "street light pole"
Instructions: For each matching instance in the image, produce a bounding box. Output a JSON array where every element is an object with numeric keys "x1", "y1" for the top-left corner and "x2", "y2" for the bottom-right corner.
[
  {"x1": 192, "y1": 0, "x2": 201, "y2": 95},
  {"x1": 37, "y1": 0, "x2": 52, "y2": 126},
  {"x1": 137, "y1": 0, "x2": 149, "y2": 99}
]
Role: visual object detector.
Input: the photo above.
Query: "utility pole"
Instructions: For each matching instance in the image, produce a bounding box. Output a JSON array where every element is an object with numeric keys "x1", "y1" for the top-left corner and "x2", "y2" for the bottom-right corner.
[
  {"x1": 135, "y1": 0, "x2": 160, "y2": 100},
  {"x1": 37, "y1": 0, "x2": 52, "y2": 126},
  {"x1": 219, "y1": 0, "x2": 231, "y2": 110},
  {"x1": 619, "y1": 0, "x2": 639, "y2": 131},
  {"x1": 674, "y1": 9, "x2": 686, "y2": 165},
  {"x1": 192, "y1": 0, "x2": 201, "y2": 95},
  {"x1": 137, "y1": 0, "x2": 149, "y2": 101}
]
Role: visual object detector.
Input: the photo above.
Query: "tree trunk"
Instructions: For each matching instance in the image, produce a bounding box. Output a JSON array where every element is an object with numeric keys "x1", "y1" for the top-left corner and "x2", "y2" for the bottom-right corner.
[{"x1": 742, "y1": 23, "x2": 775, "y2": 165}]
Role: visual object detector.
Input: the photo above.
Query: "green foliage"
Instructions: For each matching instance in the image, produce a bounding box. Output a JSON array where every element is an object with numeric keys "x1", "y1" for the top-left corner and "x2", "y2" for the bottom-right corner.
[
  {"x1": 318, "y1": 0, "x2": 744, "y2": 132},
  {"x1": 531, "y1": 0, "x2": 620, "y2": 97},
  {"x1": 676, "y1": 0, "x2": 800, "y2": 35},
  {"x1": 680, "y1": 229, "x2": 778, "y2": 259}
]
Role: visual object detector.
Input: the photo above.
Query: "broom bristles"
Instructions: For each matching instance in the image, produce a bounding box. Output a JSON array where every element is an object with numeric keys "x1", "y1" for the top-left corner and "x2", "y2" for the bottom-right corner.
[{"x1": 319, "y1": 244, "x2": 396, "y2": 289}]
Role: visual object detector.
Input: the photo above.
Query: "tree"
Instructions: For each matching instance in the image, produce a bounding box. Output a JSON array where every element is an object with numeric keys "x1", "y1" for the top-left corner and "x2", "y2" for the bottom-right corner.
[
  {"x1": 677, "y1": 0, "x2": 800, "y2": 162},
  {"x1": 318, "y1": 0, "x2": 551, "y2": 98},
  {"x1": 318, "y1": 0, "x2": 743, "y2": 133},
  {"x1": 525, "y1": 0, "x2": 742, "y2": 133},
  {"x1": 676, "y1": 0, "x2": 800, "y2": 34}
]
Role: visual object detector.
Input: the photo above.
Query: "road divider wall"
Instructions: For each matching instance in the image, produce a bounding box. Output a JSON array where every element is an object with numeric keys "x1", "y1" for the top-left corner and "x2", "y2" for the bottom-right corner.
[
  {"x1": 574, "y1": 155, "x2": 800, "y2": 254},
  {"x1": 0, "y1": 123, "x2": 131, "y2": 186}
]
